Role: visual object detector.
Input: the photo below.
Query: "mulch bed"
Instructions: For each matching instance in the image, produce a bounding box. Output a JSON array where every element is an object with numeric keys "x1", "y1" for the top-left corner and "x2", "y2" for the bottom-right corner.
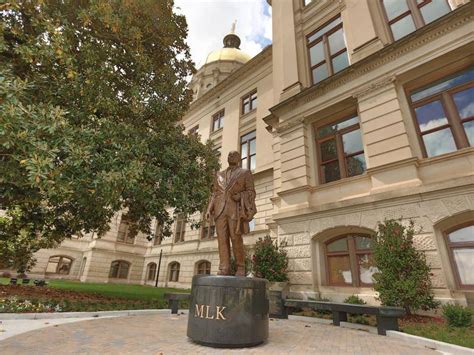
[
  {"x1": 0, "y1": 285, "x2": 118, "y2": 302},
  {"x1": 400, "y1": 314, "x2": 445, "y2": 326}
]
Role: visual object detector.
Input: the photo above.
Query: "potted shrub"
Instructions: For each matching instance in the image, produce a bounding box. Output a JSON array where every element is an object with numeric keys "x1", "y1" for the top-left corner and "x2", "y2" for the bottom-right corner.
[{"x1": 252, "y1": 235, "x2": 289, "y2": 318}]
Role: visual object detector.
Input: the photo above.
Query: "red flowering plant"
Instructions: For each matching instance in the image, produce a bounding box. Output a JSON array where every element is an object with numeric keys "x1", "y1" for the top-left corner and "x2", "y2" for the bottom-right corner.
[
  {"x1": 252, "y1": 235, "x2": 289, "y2": 282},
  {"x1": 372, "y1": 219, "x2": 439, "y2": 315}
]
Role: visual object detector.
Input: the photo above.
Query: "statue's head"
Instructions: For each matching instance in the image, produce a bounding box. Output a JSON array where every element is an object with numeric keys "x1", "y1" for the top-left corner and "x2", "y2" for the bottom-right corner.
[{"x1": 227, "y1": 150, "x2": 240, "y2": 167}]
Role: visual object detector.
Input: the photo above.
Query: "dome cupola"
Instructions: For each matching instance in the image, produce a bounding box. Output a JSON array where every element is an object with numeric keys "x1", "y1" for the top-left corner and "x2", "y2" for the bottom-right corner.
[{"x1": 190, "y1": 21, "x2": 252, "y2": 101}]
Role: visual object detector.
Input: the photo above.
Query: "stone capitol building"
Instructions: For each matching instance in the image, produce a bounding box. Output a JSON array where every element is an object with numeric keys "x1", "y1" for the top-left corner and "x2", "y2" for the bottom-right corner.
[{"x1": 14, "y1": 0, "x2": 474, "y2": 307}]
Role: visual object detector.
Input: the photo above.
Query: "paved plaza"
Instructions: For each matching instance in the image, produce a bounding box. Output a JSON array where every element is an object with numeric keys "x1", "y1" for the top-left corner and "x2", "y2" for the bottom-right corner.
[{"x1": 0, "y1": 313, "x2": 437, "y2": 354}]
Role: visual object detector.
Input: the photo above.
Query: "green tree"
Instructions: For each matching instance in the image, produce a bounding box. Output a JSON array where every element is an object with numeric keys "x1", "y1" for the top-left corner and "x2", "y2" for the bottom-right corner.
[
  {"x1": 252, "y1": 235, "x2": 289, "y2": 282},
  {"x1": 0, "y1": 0, "x2": 218, "y2": 272},
  {"x1": 372, "y1": 219, "x2": 439, "y2": 314}
]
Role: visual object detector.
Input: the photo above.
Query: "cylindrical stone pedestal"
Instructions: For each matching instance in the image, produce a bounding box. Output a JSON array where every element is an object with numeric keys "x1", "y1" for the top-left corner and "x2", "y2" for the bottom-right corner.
[{"x1": 187, "y1": 275, "x2": 269, "y2": 348}]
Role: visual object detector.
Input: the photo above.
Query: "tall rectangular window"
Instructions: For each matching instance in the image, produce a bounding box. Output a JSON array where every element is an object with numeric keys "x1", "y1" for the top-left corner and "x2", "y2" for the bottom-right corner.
[
  {"x1": 307, "y1": 16, "x2": 349, "y2": 85},
  {"x1": 201, "y1": 219, "x2": 216, "y2": 239},
  {"x1": 212, "y1": 109, "x2": 225, "y2": 132},
  {"x1": 240, "y1": 130, "x2": 256, "y2": 171},
  {"x1": 241, "y1": 90, "x2": 257, "y2": 115},
  {"x1": 174, "y1": 214, "x2": 186, "y2": 243},
  {"x1": 409, "y1": 67, "x2": 474, "y2": 158},
  {"x1": 381, "y1": 0, "x2": 451, "y2": 41},
  {"x1": 316, "y1": 114, "x2": 366, "y2": 184},
  {"x1": 117, "y1": 216, "x2": 135, "y2": 244},
  {"x1": 154, "y1": 222, "x2": 162, "y2": 245}
]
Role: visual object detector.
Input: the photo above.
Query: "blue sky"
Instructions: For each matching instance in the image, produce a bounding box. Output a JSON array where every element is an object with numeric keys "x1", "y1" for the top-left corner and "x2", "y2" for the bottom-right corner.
[{"x1": 174, "y1": 0, "x2": 272, "y2": 68}]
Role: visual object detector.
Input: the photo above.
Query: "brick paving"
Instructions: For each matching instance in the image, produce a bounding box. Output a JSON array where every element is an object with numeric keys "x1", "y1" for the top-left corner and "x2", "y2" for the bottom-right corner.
[{"x1": 0, "y1": 313, "x2": 437, "y2": 354}]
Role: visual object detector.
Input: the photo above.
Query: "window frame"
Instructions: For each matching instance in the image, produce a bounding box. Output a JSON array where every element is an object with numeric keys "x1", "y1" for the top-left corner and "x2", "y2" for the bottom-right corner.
[
  {"x1": 315, "y1": 113, "x2": 366, "y2": 184},
  {"x1": 109, "y1": 260, "x2": 131, "y2": 279},
  {"x1": 324, "y1": 234, "x2": 375, "y2": 287},
  {"x1": 46, "y1": 255, "x2": 74, "y2": 275},
  {"x1": 380, "y1": 0, "x2": 451, "y2": 42},
  {"x1": 174, "y1": 214, "x2": 186, "y2": 243},
  {"x1": 117, "y1": 216, "x2": 135, "y2": 245},
  {"x1": 241, "y1": 90, "x2": 257, "y2": 116},
  {"x1": 147, "y1": 262, "x2": 157, "y2": 281},
  {"x1": 212, "y1": 109, "x2": 225, "y2": 132},
  {"x1": 306, "y1": 15, "x2": 348, "y2": 86},
  {"x1": 444, "y1": 222, "x2": 474, "y2": 290},
  {"x1": 240, "y1": 130, "x2": 256, "y2": 171},
  {"x1": 169, "y1": 262, "x2": 180, "y2": 282},
  {"x1": 407, "y1": 70, "x2": 473, "y2": 158},
  {"x1": 154, "y1": 222, "x2": 162, "y2": 245},
  {"x1": 197, "y1": 260, "x2": 211, "y2": 275},
  {"x1": 201, "y1": 217, "x2": 216, "y2": 240}
]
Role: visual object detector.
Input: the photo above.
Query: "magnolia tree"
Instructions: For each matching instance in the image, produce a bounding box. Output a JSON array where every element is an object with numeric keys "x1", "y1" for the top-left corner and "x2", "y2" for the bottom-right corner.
[
  {"x1": 0, "y1": 0, "x2": 219, "y2": 272},
  {"x1": 252, "y1": 236, "x2": 289, "y2": 282},
  {"x1": 372, "y1": 219, "x2": 439, "y2": 314}
]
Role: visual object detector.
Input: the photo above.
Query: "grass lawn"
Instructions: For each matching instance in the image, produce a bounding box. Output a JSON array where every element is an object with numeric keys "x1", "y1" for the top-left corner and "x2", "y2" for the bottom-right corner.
[
  {"x1": 0, "y1": 277, "x2": 190, "y2": 313},
  {"x1": 47, "y1": 279, "x2": 189, "y2": 300},
  {"x1": 401, "y1": 320, "x2": 474, "y2": 349}
]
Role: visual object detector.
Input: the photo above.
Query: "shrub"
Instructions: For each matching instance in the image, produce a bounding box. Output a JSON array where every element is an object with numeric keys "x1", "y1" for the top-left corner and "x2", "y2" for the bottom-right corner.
[
  {"x1": 252, "y1": 235, "x2": 289, "y2": 282},
  {"x1": 344, "y1": 295, "x2": 366, "y2": 305},
  {"x1": 442, "y1": 304, "x2": 472, "y2": 328},
  {"x1": 1, "y1": 271, "x2": 12, "y2": 278},
  {"x1": 372, "y1": 219, "x2": 439, "y2": 315}
]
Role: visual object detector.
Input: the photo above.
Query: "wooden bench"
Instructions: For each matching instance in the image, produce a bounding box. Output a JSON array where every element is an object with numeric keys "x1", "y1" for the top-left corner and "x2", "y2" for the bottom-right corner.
[
  {"x1": 164, "y1": 293, "x2": 191, "y2": 314},
  {"x1": 284, "y1": 299, "x2": 405, "y2": 335}
]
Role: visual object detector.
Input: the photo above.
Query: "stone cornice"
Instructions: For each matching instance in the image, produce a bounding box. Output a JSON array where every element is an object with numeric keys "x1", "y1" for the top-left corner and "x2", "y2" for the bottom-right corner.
[
  {"x1": 185, "y1": 46, "x2": 272, "y2": 117},
  {"x1": 352, "y1": 75, "x2": 396, "y2": 99},
  {"x1": 273, "y1": 176, "x2": 474, "y2": 223},
  {"x1": 275, "y1": 115, "x2": 309, "y2": 134},
  {"x1": 269, "y1": 3, "x2": 472, "y2": 119}
]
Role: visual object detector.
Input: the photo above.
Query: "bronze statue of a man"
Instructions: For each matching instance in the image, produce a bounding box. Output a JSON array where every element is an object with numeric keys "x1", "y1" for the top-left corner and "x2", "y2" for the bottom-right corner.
[{"x1": 206, "y1": 151, "x2": 256, "y2": 276}]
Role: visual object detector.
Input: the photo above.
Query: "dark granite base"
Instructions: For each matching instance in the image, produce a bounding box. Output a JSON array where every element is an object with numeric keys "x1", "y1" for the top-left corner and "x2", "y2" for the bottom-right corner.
[{"x1": 187, "y1": 275, "x2": 269, "y2": 348}]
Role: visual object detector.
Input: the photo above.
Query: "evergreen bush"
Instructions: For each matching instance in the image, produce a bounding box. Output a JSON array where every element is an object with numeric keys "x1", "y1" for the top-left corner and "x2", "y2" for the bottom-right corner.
[
  {"x1": 252, "y1": 235, "x2": 289, "y2": 282},
  {"x1": 343, "y1": 295, "x2": 366, "y2": 305},
  {"x1": 442, "y1": 304, "x2": 473, "y2": 328},
  {"x1": 372, "y1": 219, "x2": 439, "y2": 314}
]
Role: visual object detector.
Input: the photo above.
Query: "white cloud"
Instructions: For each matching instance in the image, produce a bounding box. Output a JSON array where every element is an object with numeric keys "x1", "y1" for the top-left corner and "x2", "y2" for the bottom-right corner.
[{"x1": 174, "y1": 0, "x2": 272, "y2": 68}]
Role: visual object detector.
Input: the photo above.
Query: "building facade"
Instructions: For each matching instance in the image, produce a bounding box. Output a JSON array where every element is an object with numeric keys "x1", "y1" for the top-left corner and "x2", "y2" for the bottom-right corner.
[{"x1": 20, "y1": 0, "x2": 473, "y2": 306}]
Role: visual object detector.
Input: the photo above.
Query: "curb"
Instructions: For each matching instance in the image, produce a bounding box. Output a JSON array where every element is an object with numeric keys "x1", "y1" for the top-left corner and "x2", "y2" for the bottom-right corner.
[
  {"x1": 288, "y1": 315, "x2": 377, "y2": 334},
  {"x1": 386, "y1": 330, "x2": 474, "y2": 355},
  {"x1": 0, "y1": 308, "x2": 176, "y2": 320},
  {"x1": 288, "y1": 315, "x2": 332, "y2": 325}
]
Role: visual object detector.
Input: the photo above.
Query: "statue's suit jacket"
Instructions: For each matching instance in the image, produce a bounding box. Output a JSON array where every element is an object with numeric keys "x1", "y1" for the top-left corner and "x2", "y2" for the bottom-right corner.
[{"x1": 209, "y1": 167, "x2": 255, "y2": 221}]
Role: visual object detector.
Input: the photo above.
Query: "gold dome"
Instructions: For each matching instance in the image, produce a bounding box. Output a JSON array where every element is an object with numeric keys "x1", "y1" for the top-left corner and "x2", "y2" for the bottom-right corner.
[{"x1": 204, "y1": 47, "x2": 251, "y2": 65}]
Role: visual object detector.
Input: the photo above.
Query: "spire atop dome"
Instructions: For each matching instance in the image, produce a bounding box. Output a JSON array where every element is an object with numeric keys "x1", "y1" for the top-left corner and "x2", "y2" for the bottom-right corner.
[{"x1": 223, "y1": 21, "x2": 241, "y2": 49}]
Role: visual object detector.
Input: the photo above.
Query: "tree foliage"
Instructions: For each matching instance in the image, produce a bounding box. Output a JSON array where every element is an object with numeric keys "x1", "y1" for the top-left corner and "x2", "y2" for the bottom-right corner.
[
  {"x1": 372, "y1": 219, "x2": 439, "y2": 314},
  {"x1": 252, "y1": 235, "x2": 289, "y2": 282},
  {"x1": 0, "y1": 0, "x2": 218, "y2": 272}
]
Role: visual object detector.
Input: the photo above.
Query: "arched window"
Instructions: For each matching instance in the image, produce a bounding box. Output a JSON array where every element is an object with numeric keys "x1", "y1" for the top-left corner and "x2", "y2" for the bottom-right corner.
[
  {"x1": 169, "y1": 262, "x2": 180, "y2": 282},
  {"x1": 147, "y1": 262, "x2": 157, "y2": 281},
  {"x1": 325, "y1": 234, "x2": 377, "y2": 287},
  {"x1": 109, "y1": 260, "x2": 130, "y2": 279},
  {"x1": 196, "y1": 261, "x2": 211, "y2": 275},
  {"x1": 46, "y1": 256, "x2": 73, "y2": 275},
  {"x1": 445, "y1": 223, "x2": 474, "y2": 289}
]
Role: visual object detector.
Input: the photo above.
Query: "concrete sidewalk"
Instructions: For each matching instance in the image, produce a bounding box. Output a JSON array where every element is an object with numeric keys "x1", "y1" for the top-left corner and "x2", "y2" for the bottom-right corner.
[{"x1": 0, "y1": 313, "x2": 437, "y2": 354}]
